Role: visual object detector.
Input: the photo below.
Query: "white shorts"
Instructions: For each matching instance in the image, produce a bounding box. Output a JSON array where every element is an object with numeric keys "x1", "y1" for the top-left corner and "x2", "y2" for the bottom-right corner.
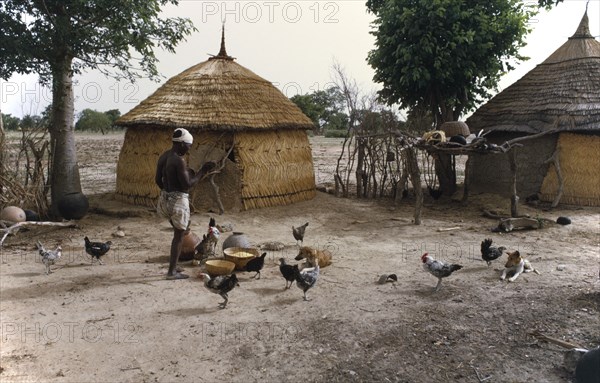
[{"x1": 157, "y1": 190, "x2": 190, "y2": 230}]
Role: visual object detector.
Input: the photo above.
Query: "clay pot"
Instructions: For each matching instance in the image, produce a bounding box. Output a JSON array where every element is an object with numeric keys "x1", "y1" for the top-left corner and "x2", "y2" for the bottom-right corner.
[
  {"x1": 1, "y1": 206, "x2": 26, "y2": 223},
  {"x1": 222, "y1": 232, "x2": 250, "y2": 251},
  {"x1": 57, "y1": 192, "x2": 89, "y2": 220},
  {"x1": 180, "y1": 231, "x2": 201, "y2": 262}
]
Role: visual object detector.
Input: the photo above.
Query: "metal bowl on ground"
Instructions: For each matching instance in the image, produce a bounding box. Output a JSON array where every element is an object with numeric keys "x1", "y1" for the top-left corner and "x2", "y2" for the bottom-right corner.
[
  {"x1": 223, "y1": 247, "x2": 260, "y2": 270},
  {"x1": 204, "y1": 260, "x2": 235, "y2": 276}
]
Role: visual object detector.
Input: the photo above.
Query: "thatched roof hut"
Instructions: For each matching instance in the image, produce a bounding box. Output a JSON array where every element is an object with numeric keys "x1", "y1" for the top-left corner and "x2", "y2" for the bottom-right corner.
[
  {"x1": 466, "y1": 10, "x2": 600, "y2": 206},
  {"x1": 115, "y1": 32, "x2": 317, "y2": 211}
]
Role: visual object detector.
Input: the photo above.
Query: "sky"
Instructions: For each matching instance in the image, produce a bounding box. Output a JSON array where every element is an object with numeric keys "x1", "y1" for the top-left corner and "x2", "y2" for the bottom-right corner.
[{"x1": 1, "y1": 0, "x2": 599, "y2": 119}]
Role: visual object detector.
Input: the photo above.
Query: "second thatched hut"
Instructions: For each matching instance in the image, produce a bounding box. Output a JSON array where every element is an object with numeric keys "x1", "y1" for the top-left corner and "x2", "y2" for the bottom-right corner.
[
  {"x1": 466, "y1": 10, "x2": 600, "y2": 206},
  {"x1": 115, "y1": 36, "x2": 316, "y2": 212}
]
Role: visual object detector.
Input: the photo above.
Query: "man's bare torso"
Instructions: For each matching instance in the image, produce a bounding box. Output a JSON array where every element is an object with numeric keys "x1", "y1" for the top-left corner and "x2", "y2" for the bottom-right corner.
[{"x1": 157, "y1": 150, "x2": 190, "y2": 193}]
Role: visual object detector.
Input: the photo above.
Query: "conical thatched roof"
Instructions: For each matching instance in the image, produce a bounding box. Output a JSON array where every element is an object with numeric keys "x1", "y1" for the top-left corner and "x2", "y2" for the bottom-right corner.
[
  {"x1": 117, "y1": 32, "x2": 315, "y2": 131},
  {"x1": 467, "y1": 11, "x2": 600, "y2": 134}
]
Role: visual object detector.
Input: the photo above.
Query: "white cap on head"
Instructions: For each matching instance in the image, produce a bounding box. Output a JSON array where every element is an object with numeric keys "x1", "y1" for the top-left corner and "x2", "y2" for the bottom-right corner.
[{"x1": 172, "y1": 128, "x2": 193, "y2": 145}]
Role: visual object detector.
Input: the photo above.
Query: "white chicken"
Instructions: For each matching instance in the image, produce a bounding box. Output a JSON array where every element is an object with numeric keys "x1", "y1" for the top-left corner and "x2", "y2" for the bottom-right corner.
[
  {"x1": 36, "y1": 241, "x2": 62, "y2": 275},
  {"x1": 421, "y1": 253, "x2": 463, "y2": 292}
]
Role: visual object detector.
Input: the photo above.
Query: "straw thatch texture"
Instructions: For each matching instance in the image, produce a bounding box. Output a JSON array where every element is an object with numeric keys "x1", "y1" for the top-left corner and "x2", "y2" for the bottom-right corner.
[
  {"x1": 540, "y1": 133, "x2": 600, "y2": 206},
  {"x1": 466, "y1": 12, "x2": 600, "y2": 134},
  {"x1": 235, "y1": 130, "x2": 316, "y2": 210},
  {"x1": 115, "y1": 127, "x2": 171, "y2": 207},
  {"x1": 115, "y1": 127, "x2": 316, "y2": 211},
  {"x1": 116, "y1": 59, "x2": 315, "y2": 131}
]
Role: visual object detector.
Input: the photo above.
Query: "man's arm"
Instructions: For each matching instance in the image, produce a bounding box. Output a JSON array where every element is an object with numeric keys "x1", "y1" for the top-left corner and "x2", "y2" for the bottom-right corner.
[
  {"x1": 175, "y1": 157, "x2": 204, "y2": 190},
  {"x1": 155, "y1": 153, "x2": 167, "y2": 189}
]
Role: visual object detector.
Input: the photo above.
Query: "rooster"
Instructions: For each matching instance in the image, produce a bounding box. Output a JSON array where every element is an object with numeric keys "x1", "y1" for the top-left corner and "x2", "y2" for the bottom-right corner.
[
  {"x1": 198, "y1": 273, "x2": 239, "y2": 309},
  {"x1": 294, "y1": 263, "x2": 319, "y2": 301},
  {"x1": 244, "y1": 252, "x2": 267, "y2": 279},
  {"x1": 195, "y1": 217, "x2": 221, "y2": 259},
  {"x1": 36, "y1": 241, "x2": 62, "y2": 275},
  {"x1": 480, "y1": 238, "x2": 505, "y2": 267},
  {"x1": 84, "y1": 236, "x2": 112, "y2": 265},
  {"x1": 421, "y1": 253, "x2": 462, "y2": 292},
  {"x1": 292, "y1": 222, "x2": 309, "y2": 246},
  {"x1": 279, "y1": 258, "x2": 296, "y2": 289}
]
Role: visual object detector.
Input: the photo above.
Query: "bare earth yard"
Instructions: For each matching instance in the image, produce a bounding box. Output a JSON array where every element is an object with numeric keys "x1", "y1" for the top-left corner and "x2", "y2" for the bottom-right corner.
[{"x1": 1, "y1": 133, "x2": 599, "y2": 383}]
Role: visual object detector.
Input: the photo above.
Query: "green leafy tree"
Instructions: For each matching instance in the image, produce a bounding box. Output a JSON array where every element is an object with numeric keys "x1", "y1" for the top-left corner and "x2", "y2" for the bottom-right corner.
[
  {"x1": 291, "y1": 87, "x2": 349, "y2": 135},
  {"x1": 290, "y1": 94, "x2": 322, "y2": 130},
  {"x1": 0, "y1": 0, "x2": 195, "y2": 217},
  {"x1": 367, "y1": 0, "x2": 544, "y2": 125},
  {"x1": 20, "y1": 114, "x2": 42, "y2": 130},
  {"x1": 75, "y1": 109, "x2": 112, "y2": 133},
  {"x1": 104, "y1": 109, "x2": 122, "y2": 128},
  {"x1": 1, "y1": 113, "x2": 21, "y2": 131}
]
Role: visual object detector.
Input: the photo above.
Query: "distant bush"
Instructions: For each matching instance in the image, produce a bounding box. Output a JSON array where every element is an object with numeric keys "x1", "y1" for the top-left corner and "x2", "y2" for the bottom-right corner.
[{"x1": 324, "y1": 129, "x2": 348, "y2": 138}]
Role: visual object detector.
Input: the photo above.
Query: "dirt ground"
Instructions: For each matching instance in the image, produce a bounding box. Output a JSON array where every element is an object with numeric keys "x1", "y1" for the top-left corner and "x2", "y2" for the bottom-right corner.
[{"x1": 1, "y1": 133, "x2": 599, "y2": 383}]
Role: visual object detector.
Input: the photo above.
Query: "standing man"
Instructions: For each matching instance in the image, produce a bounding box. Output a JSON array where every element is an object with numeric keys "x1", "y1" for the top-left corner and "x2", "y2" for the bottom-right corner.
[{"x1": 156, "y1": 128, "x2": 205, "y2": 280}]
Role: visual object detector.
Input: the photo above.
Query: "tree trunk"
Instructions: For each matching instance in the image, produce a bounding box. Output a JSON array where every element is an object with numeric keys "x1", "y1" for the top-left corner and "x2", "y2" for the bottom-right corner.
[
  {"x1": 49, "y1": 58, "x2": 85, "y2": 218},
  {"x1": 461, "y1": 155, "x2": 472, "y2": 204},
  {"x1": 435, "y1": 153, "x2": 456, "y2": 196},
  {"x1": 356, "y1": 139, "x2": 365, "y2": 198},
  {"x1": 0, "y1": 108, "x2": 5, "y2": 193}
]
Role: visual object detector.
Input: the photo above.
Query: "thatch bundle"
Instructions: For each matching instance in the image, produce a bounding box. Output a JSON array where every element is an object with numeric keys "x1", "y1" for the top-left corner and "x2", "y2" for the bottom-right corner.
[{"x1": 540, "y1": 133, "x2": 600, "y2": 206}]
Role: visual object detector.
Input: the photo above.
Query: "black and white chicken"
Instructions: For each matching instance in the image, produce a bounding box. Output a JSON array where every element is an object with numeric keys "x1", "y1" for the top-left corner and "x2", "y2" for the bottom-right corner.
[
  {"x1": 294, "y1": 263, "x2": 319, "y2": 301},
  {"x1": 480, "y1": 238, "x2": 505, "y2": 267},
  {"x1": 292, "y1": 222, "x2": 309, "y2": 246},
  {"x1": 279, "y1": 258, "x2": 296, "y2": 289},
  {"x1": 244, "y1": 252, "x2": 267, "y2": 279},
  {"x1": 36, "y1": 241, "x2": 62, "y2": 275},
  {"x1": 84, "y1": 236, "x2": 112, "y2": 265},
  {"x1": 195, "y1": 217, "x2": 220, "y2": 258},
  {"x1": 198, "y1": 273, "x2": 239, "y2": 309},
  {"x1": 421, "y1": 253, "x2": 463, "y2": 292}
]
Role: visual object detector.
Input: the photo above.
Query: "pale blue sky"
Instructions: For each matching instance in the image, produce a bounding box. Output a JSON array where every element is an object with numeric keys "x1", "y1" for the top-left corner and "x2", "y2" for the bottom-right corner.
[{"x1": 1, "y1": 0, "x2": 598, "y2": 119}]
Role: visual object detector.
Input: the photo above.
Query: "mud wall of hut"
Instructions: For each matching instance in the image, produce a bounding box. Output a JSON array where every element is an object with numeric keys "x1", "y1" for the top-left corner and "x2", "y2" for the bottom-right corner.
[{"x1": 468, "y1": 133, "x2": 557, "y2": 198}]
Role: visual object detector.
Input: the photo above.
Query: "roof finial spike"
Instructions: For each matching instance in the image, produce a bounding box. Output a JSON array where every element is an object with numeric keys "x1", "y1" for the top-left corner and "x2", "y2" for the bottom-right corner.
[
  {"x1": 218, "y1": 22, "x2": 228, "y2": 57},
  {"x1": 570, "y1": 6, "x2": 592, "y2": 39},
  {"x1": 209, "y1": 23, "x2": 235, "y2": 61}
]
